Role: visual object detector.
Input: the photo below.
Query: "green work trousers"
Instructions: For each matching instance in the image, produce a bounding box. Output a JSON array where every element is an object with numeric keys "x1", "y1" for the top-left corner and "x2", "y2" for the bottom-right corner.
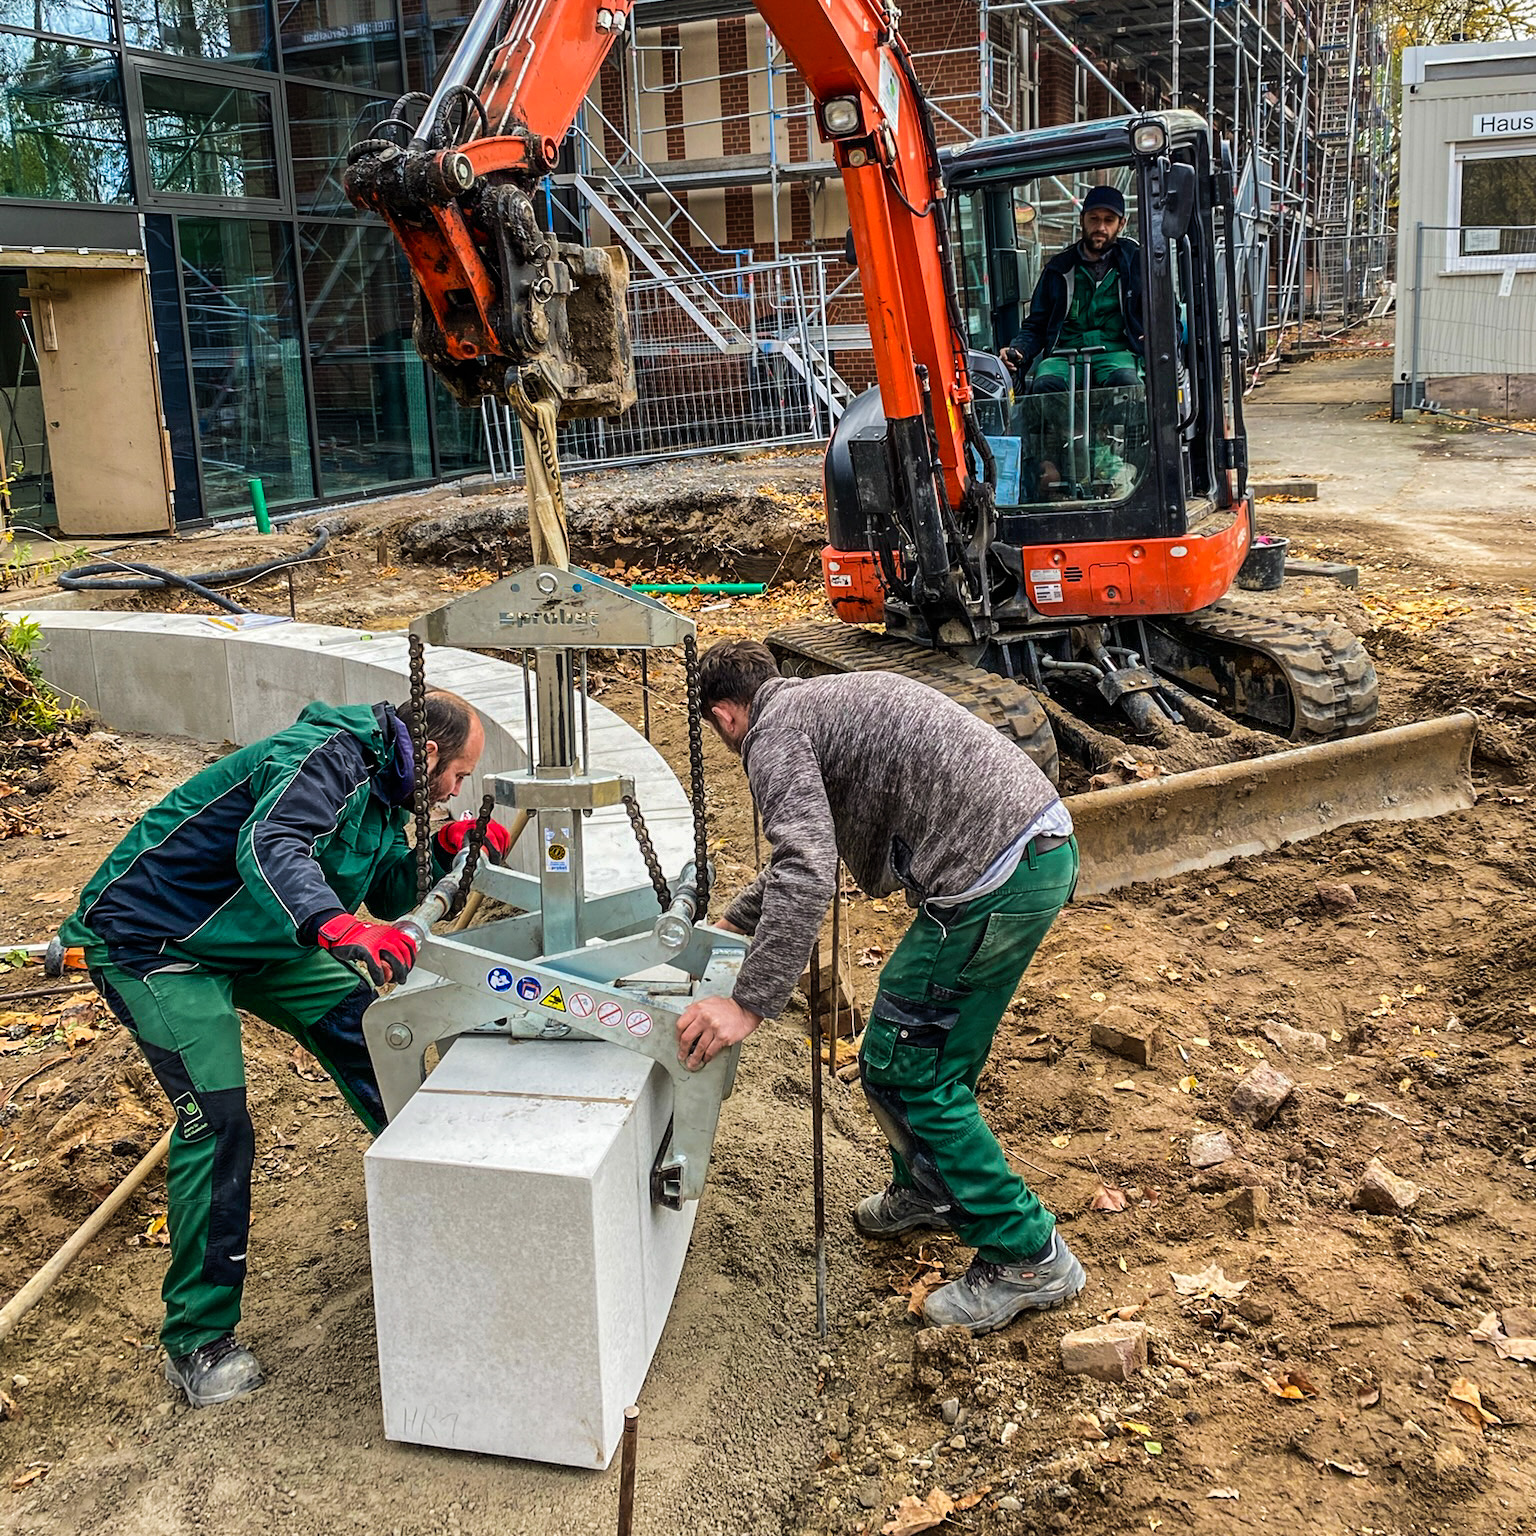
[
  {"x1": 858, "y1": 839, "x2": 1078, "y2": 1265},
  {"x1": 91, "y1": 954, "x2": 381, "y2": 1358},
  {"x1": 1029, "y1": 348, "x2": 1141, "y2": 393}
]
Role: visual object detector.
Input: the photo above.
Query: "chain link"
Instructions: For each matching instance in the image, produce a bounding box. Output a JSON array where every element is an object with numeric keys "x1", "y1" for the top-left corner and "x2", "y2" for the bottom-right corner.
[
  {"x1": 407, "y1": 632, "x2": 431, "y2": 901},
  {"x1": 447, "y1": 792, "x2": 496, "y2": 921},
  {"x1": 683, "y1": 633, "x2": 711, "y2": 919},
  {"x1": 623, "y1": 794, "x2": 672, "y2": 912}
]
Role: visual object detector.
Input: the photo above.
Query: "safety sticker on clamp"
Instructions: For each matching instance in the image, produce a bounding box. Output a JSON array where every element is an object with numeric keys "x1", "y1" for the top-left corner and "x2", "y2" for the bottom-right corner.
[
  {"x1": 1032, "y1": 583, "x2": 1063, "y2": 605},
  {"x1": 597, "y1": 1000, "x2": 623, "y2": 1028},
  {"x1": 514, "y1": 975, "x2": 542, "y2": 1002},
  {"x1": 540, "y1": 985, "x2": 567, "y2": 1012},
  {"x1": 567, "y1": 991, "x2": 595, "y2": 1019},
  {"x1": 544, "y1": 826, "x2": 570, "y2": 873},
  {"x1": 488, "y1": 967, "x2": 515, "y2": 993},
  {"x1": 625, "y1": 1009, "x2": 653, "y2": 1037}
]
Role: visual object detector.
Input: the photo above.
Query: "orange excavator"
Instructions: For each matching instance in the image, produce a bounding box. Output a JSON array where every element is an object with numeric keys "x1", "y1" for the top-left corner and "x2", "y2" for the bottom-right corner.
[{"x1": 345, "y1": 0, "x2": 1472, "y2": 885}]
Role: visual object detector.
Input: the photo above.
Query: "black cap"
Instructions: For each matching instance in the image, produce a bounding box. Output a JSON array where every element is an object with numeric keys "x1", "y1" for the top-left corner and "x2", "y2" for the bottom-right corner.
[{"x1": 1081, "y1": 185, "x2": 1126, "y2": 220}]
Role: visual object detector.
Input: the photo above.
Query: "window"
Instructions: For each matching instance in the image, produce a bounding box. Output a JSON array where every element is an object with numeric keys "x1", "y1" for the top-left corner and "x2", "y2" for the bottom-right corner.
[
  {"x1": 140, "y1": 71, "x2": 279, "y2": 201},
  {"x1": 121, "y1": 0, "x2": 272, "y2": 72},
  {"x1": 280, "y1": 0, "x2": 401, "y2": 92},
  {"x1": 286, "y1": 82, "x2": 390, "y2": 214},
  {"x1": 178, "y1": 215, "x2": 314, "y2": 511},
  {"x1": 0, "y1": 32, "x2": 130, "y2": 202},
  {"x1": 1449, "y1": 144, "x2": 1536, "y2": 269},
  {"x1": 0, "y1": 0, "x2": 111, "y2": 42}
]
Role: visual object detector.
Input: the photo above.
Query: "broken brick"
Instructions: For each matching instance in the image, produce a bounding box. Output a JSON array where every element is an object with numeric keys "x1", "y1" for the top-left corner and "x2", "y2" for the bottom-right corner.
[
  {"x1": 1315, "y1": 881, "x2": 1358, "y2": 914},
  {"x1": 1230, "y1": 1063, "x2": 1295, "y2": 1127},
  {"x1": 1351, "y1": 1158, "x2": 1420, "y2": 1215},
  {"x1": 1191, "y1": 1159, "x2": 1271, "y2": 1192},
  {"x1": 1189, "y1": 1130, "x2": 1236, "y2": 1168},
  {"x1": 1090, "y1": 1006, "x2": 1161, "y2": 1068},
  {"x1": 1060, "y1": 1321, "x2": 1148, "y2": 1383}
]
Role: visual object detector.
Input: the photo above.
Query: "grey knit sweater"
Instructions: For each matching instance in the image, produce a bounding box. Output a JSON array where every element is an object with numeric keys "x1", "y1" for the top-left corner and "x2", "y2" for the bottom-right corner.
[{"x1": 723, "y1": 672, "x2": 1060, "y2": 1020}]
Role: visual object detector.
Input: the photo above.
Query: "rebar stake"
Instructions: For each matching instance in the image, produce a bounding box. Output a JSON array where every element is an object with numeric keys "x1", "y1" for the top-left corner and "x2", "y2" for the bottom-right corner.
[
  {"x1": 616, "y1": 1405, "x2": 639, "y2": 1536},
  {"x1": 809, "y1": 939, "x2": 828, "y2": 1340}
]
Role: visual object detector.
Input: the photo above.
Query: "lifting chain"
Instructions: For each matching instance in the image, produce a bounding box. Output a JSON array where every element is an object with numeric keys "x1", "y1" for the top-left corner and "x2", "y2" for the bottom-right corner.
[
  {"x1": 623, "y1": 794, "x2": 672, "y2": 913},
  {"x1": 407, "y1": 632, "x2": 431, "y2": 901},
  {"x1": 683, "y1": 634, "x2": 711, "y2": 919},
  {"x1": 447, "y1": 793, "x2": 496, "y2": 921}
]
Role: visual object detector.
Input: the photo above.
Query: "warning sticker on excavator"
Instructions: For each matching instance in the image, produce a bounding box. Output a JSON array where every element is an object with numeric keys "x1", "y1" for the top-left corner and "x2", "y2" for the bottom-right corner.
[
  {"x1": 567, "y1": 991, "x2": 595, "y2": 1018},
  {"x1": 597, "y1": 1000, "x2": 623, "y2": 1027},
  {"x1": 514, "y1": 974, "x2": 542, "y2": 1001},
  {"x1": 625, "y1": 1009, "x2": 653, "y2": 1037},
  {"x1": 540, "y1": 985, "x2": 567, "y2": 1012}
]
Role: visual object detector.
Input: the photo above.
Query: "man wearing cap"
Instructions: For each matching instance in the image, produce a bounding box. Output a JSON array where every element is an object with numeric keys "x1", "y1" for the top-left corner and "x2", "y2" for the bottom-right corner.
[{"x1": 1000, "y1": 184, "x2": 1143, "y2": 397}]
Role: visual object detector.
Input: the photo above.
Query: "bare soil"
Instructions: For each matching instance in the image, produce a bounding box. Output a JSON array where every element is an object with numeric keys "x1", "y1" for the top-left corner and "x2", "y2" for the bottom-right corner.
[{"x1": 1, "y1": 413, "x2": 1535, "y2": 1535}]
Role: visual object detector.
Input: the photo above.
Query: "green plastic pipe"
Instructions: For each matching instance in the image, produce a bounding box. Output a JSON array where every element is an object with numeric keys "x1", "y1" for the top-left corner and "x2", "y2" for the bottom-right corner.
[
  {"x1": 248, "y1": 476, "x2": 272, "y2": 534},
  {"x1": 633, "y1": 581, "x2": 765, "y2": 595}
]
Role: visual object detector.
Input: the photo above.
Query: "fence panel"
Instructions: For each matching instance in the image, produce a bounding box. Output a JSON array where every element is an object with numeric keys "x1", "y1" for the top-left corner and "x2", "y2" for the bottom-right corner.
[{"x1": 1406, "y1": 224, "x2": 1536, "y2": 420}]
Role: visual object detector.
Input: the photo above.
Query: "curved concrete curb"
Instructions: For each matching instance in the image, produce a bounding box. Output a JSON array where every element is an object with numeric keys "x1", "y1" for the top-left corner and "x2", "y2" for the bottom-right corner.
[{"x1": 8, "y1": 610, "x2": 692, "y2": 897}]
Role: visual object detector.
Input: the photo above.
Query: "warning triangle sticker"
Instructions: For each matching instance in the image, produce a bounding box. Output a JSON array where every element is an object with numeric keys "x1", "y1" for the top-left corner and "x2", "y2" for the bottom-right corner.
[{"x1": 540, "y1": 985, "x2": 567, "y2": 1012}]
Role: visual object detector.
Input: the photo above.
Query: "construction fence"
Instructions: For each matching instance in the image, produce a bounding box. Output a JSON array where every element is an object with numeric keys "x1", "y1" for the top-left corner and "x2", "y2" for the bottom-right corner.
[
  {"x1": 480, "y1": 254, "x2": 863, "y2": 478},
  {"x1": 1401, "y1": 224, "x2": 1536, "y2": 422}
]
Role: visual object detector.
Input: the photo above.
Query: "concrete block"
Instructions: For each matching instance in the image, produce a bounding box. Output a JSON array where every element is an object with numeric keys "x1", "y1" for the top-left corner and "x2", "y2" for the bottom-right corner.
[
  {"x1": 86, "y1": 617, "x2": 236, "y2": 742},
  {"x1": 365, "y1": 1035, "x2": 696, "y2": 1468},
  {"x1": 224, "y1": 629, "x2": 350, "y2": 740},
  {"x1": 22, "y1": 621, "x2": 97, "y2": 709},
  {"x1": 1229, "y1": 1063, "x2": 1295, "y2": 1127},
  {"x1": 1060, "y1": 1321, "x2": 1148, "y2": 1383},
  {"x1": 1090, "y1": 1005, "x2": 1161, "y2": 1067}
]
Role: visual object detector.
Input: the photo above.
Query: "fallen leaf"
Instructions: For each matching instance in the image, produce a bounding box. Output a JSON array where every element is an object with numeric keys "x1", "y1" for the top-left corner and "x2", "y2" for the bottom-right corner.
[
  {"x1": 1343, "y1": 1092, "x2": 1363, "y2": 1105},
  {"x1": 1049, "y1": 1134, "x2": 1071, "y2": 1148},
  {"x1": 952, "y1": 1486, "x2": 990, "y2": 1511},
  {"x1": 1144, "y1": 1441, "x2": 1162, "y2": 1455},
  {"x1": 1090, "y1": 1184, "x2": 1128, "y2": 1212},
  {"x1": 292, "y1": 1046, "x2": 326, "y2": 1082},
  {"x1": 906, "y1": 1266, "x2": 947, "y2": 1317},
  {"x1": 1191, "y1": 1036, "x2": 1210, "y2": 1047},
  {"x1": 881, "y1": 1488, "x2": 955, "y2": 1536},
  {"x1": 10, "y1": 1463, "x2": 48, "y2": 1490},
  {"x1": 1468, "y1": 1310, "x2": 1536, "y2": 1362},
  {"x1": 1447, "y1": 1376, "x2": 1499, "y2": 1431},
  {"x1": 1178, "y1": 1075, "x2": 1199, "y2": 1094},
  {"x1": 871, "y1": 901, "x2": 890, "y2": 914},
  {"x1": 1325, "y1": 1459, "x2": 1369, "y2": 1477},
  {"x1": 30, "y1": 891, "x2": 73, "y2": 904},
  {"x1": 1171, "y1": 1263, "x2": 1248, "y2": 1300},
  {"x1": 1068, "y1": 1413, "x2": 1104, "y2": 1439},
  {"x1": 0, "y1": 1389, "x2": 16, "y2": 1422},
  {"x1": 1111, "y1": 1304, "x2": 1144, "y2": 1321},
  {"x1": 1120, "y1": 1419, "x2": 1154, "y2": 1435},
  {"x1": 143, "y1": 1213, "x2": 168, "y2": 1246},
  {"x1": 1090, "y1": 991, "x2": 1107, "y2": 1003},
  {"x1": 1261, "y1": 1369, "x2": 1319, "y2": 1399}
]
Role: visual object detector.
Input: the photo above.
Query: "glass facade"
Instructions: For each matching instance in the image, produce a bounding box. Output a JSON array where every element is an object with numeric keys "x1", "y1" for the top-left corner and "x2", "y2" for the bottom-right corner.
[{"x1": 0, "y1": 0, "x2": 492, "y2": 524}]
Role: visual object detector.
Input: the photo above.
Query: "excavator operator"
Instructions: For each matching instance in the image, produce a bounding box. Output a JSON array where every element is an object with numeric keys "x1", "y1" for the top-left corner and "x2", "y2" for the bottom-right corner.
[{"x1": 999, "y1": 185, "x2": 1145, "y2": 395}]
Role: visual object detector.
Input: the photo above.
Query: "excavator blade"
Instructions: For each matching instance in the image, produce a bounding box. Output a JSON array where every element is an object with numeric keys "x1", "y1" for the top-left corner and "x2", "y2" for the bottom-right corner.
[{"x1": 1066, "y1": 711, "x2": 1477, "y2": 897}]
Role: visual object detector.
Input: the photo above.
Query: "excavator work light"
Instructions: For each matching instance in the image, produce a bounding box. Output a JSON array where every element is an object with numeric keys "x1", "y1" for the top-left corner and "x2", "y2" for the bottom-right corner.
[
  {"x1": 820, "y1": 96, "x2": 864, "y2": 137},
  {"x1": 1132, "y1": 120, "x2": 1167, "y2": 154}
]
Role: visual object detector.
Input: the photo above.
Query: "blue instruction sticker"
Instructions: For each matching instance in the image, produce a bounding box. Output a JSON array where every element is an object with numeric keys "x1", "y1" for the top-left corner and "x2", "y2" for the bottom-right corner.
[
  {"x1": 515, "y1": 975, "x2": 543, "y2": 1002},
  {"x1": 487, "y1": 967, "x2": 515, "y2": 993}
]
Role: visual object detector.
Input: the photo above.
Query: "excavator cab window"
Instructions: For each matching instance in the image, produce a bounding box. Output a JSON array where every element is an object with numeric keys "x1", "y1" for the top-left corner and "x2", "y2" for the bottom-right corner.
[{"x1": 955, "y1": 164, "x2": 1151, "y2": 510}]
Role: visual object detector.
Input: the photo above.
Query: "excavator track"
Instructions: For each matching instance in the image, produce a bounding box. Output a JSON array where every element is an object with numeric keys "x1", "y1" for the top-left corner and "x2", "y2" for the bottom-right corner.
[
  {"x1": 1147, "y1": 599, "x2": 1379, "y2": 741},
  {"x1": 765, "y1": 623, "x2": 1061, "y2": 785}
]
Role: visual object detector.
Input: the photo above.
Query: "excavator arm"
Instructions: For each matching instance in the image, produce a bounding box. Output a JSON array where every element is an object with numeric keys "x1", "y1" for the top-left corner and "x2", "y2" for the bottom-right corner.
[{"x1": 343, "y1": 0, "x2": 990, "y2": 621}]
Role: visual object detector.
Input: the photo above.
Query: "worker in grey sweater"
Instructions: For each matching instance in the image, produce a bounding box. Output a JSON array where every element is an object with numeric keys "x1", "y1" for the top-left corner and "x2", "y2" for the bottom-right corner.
[{"x1": 675, "y1": 639, "x2": 1086, "y2": 1333}]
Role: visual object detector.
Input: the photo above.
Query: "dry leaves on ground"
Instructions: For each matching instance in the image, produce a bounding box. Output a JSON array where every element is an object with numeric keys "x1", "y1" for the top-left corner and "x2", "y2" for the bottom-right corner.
[
  {"x1": 1261, "y1": 1369, "x2": 1319, "y2": 1400},
  {"x1": 1447, "y1": 1377, "x2": 1500, "y2": 1431},
  {"x1": 1171, "y1": 1263, "x2": 1248, "y2": 1300},
  {"x1": 1469, "y1": 1310, "x2": 1536, "y2": 1362},
  {"x1": 1089, "y1": 1184, "x2": 1128, "y2": 1212},
  {"x1": 881, "y1": 1488, "x2": 954, "y2": 1536},
  {"x1": 904, "y1": 1259, "x2": 947, "y2": 1317}
]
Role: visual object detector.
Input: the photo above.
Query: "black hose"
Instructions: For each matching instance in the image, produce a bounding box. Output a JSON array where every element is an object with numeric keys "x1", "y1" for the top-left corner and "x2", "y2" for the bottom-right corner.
[{"x1": 57, "y1": 530, "x2": 330, "y2": 615}]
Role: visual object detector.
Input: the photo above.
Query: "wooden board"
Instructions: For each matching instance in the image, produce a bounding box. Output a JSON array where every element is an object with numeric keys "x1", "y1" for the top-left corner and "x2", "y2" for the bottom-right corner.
[{"x1": 27, "y1": 265, "x2": 173, "y2": 536}]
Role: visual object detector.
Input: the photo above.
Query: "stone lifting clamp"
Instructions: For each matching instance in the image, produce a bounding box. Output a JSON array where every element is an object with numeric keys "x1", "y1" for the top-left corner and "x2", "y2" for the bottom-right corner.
[{"x1": 362, "y1": 565, "x2": 747, "y2": 1207}]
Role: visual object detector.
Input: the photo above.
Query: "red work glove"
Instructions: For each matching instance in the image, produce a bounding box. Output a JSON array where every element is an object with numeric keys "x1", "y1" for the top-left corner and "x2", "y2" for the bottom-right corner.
[
  {"x1": 434, "y1": 815, "x2": 512, "y2": 866},
  {"x1": 317, "y1": 914, "x2": 418, "y2": 987}
]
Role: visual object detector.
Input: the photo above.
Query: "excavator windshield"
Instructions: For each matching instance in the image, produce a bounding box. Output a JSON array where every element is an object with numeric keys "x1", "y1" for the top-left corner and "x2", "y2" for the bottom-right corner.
[{"x1": 954, "y1": 162, "x2": 1151, "y2": 510}]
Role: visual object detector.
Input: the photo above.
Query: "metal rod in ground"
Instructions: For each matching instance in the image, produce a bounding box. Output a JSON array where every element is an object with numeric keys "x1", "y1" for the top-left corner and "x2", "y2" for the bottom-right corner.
[
  {"x1": 829, "y1": 864, "x2": 842, "y2": 1046},
  {"x1": 639, "y1": 652, "x2": 651, "y2": 741},
  {"x1": 616, "y1": 1405, "x2": 639, "y2": 1536},
  {"x1": 809, "y1": 939, "x2": 828, "y2": 1339}
]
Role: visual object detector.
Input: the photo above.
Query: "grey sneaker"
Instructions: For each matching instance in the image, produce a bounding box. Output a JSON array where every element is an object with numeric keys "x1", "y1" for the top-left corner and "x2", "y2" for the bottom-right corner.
[
  {"x1": 853, "y1": 1183, "x2": 954, "y2": 1238},
  {"x1": 922, "y1": 1232, "x2": 1087, "y2": 1333},
  {"x1": 164, "y1": 1335, "x2": 264, "y2": 1408}
]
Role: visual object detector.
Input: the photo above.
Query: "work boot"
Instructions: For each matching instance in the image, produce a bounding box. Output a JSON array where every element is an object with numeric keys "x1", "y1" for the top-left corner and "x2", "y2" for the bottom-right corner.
[
  {"x1": 853, "y1": 1183, "x2": 953, "y2": 1238},
  {"x1": 164, "y1": 1335, "x2": 265, "y2": 1408},
  {"x1": 921, "y1": 1232, "x2": 1087, "y2": 1333}
]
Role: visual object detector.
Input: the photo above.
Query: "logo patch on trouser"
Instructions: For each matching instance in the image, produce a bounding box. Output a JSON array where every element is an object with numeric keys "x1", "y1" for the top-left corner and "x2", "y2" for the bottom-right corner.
[{"x1": 171, "y1": 1091, "x2": 211, "y2": 1142}]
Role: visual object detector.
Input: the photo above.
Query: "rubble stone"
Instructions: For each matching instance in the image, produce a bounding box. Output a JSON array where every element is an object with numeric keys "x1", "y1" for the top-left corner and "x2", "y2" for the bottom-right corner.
[
  {"x1": 1230, "y1": 1063, "x2": 1295, "y2": 1127},
  {"x1": 1218, "y1": 1185, "x2": 1269, "y2": 1228},
  {"x1": 1260, "y1": 1020, "x2": 1331, "y2": 1062},
  {"x1": 1090, "y1": 1006, "x2": 1162, "y2": 1068},
  {"x1": 1351, "y1": 1158, "x2": 1421, "y2": 1215},
  {"x1": 1059, "y1": 1320, "x2": 1148, "y2": 1383},
  {"x1": 1316, "y1": 881, "x2": 1358, "y2": 913},
  {"x1": 1191, "y1": 1159, "x2": 1271, "y2": 1192},
  {"x1": 1188, "y1": 1130, "x2": 1236, "y2": 1168}
]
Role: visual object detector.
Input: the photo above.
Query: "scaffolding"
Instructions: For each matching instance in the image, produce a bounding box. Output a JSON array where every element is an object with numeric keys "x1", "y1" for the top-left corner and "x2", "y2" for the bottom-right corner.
[{"x1": 565, "y1": 0, "x2": 1395, "y2": 409}]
